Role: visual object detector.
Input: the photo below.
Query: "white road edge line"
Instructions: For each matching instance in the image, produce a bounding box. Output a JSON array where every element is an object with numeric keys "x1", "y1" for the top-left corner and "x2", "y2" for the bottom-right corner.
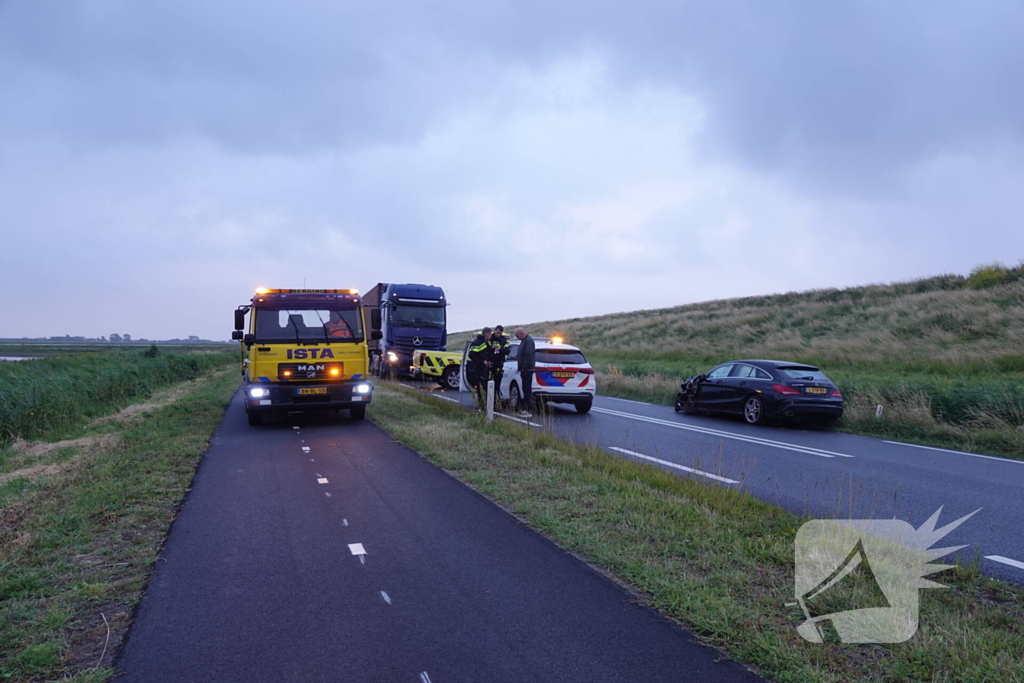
[
  {"x1": 592, "y1": 406, "x2": 850, "y2": 458},
  {"x1": 883, "y1": 440, "x2": 1024, "y2": 465},
  {"x1": 609, "y1": 447, "x2": 740, "y2": 484},
  {"x1": 419, "y1": 673, "x2": 432, "y2": 683},
  {"x1": 986, "y1": 555, "x2": 1024, "y2": 570},
  {"x1": 399, "y1": 383, "x2": 417, "y2": 390},
  {"x1": 599, "y1": 395, "x2": 653, "y2": 406},
  {"x1": 495, "y1": 413, "x2": 541, "y2": 428},
  {"x1": 380, "y1": 590, "x2": 392, "y2": 605},
  {"x1": 431, "y1": 393, "x2": 461, "y2": 403},
  {"x1": 317, "y1": 478, "x2": 329, "y2": 484}
]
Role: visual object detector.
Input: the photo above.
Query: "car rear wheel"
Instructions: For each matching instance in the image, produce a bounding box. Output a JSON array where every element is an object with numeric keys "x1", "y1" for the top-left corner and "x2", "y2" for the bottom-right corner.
[
  {"x1": 743, "y1": 396, "x2": 765, "y2": 425},
  {"x1": 350, "y1": 405, "x2": 366, "y2": 420},
  {"x1": 441, "y1": 366, "x2": 461, "y2": 391}
]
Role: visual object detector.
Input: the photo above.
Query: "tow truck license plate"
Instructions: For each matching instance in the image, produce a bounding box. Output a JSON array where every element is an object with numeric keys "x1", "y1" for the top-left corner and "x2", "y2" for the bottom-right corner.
[
  {"x1": 551, "y1": 371, "x2": 575, "y2": 378},
  {"x1": 805, "y1": 387, "x2": 827, "y2": 394},
  {"x1": 298, "y1": 387, "x2": 328, "y2": 395}
]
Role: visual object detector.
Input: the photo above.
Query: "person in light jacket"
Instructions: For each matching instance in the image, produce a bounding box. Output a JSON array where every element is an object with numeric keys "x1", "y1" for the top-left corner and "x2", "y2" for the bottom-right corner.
[{"x1": 514, "y1": 327, "x2": 535, "y2": 416}]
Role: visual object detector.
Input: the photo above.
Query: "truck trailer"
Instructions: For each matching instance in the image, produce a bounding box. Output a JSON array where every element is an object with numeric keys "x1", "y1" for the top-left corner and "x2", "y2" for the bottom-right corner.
[{"x1": 362, "y1": 283, "x2": 448, "y2": 378}]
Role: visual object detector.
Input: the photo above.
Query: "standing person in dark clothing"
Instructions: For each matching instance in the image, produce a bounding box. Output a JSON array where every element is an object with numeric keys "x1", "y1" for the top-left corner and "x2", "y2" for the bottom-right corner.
[
  {"x1": 489, "y1": 325, "x2": 510, "y2": 400},
  {"x1": 468, "y1": 327, "x2": 493, "y2": 407},
  {"x1": 514, "y1": 327, "x2": 536, "y2": 416}
]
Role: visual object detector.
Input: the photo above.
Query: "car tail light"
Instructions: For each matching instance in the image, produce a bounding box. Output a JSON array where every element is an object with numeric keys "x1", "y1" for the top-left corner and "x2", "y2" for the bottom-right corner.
[
  {"x1": 578, "y1": 368, "x2": 595, "y2": 374},
  {"x1": 772, "y1": 384, "x2": 803, "y2": 396},
  {"x1": 831, "y1": 388, "x2": 843, "y2": 398}
]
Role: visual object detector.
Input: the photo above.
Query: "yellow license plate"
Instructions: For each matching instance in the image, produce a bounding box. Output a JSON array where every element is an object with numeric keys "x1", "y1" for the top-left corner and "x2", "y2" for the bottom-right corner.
[
  {"x1": 298, "y1": 387, "x2": 328, "y2": 395},
  {"x1": 806, "y1": 387, "x2": 827, "y2": 394},
  {"x1": 551, "y1": 371, "x2": 575, "y2": 378}
]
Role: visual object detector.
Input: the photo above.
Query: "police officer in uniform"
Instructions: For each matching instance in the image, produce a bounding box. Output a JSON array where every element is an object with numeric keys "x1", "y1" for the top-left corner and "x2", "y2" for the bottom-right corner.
[
  {"x1": 489, "y1": 325, "x2": 510, "y2": 400},
  {"x1": 468, "y1": 327, "x2": 493, "y2": 407}
]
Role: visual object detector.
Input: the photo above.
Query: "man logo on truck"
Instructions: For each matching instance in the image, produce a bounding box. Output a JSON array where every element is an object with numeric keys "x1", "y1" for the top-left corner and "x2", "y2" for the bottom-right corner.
[{"x1": 297, "y1": 365, "x2": 325, "y2": 372}]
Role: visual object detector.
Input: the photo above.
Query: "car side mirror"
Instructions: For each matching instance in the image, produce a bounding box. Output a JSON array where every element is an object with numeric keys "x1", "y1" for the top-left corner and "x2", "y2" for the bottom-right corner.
[
  {"x1": 234, "y1": 309, "x2": 246, "y2": 331},
  {"x1": 371, "y1": 309, "x2": 382, "y2": 331},
  {"x1": 231, "y1": 330, "x2": 243, "y2": 341},
  {"x1": 371, "y1": 330, "x2": 383, "y2": 340}
]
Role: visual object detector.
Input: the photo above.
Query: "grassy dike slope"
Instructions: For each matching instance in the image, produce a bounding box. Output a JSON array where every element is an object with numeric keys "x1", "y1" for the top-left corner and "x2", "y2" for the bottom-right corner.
[
  {"x1": 371, "y1": 383, "x2": 1024, "y2": 683},
  {"x1": 0, "y1": 353, "x2": 237, "y2": 682},
  {"x1": 453, "y1": 265, "x2": 1024, "y2": 458}
]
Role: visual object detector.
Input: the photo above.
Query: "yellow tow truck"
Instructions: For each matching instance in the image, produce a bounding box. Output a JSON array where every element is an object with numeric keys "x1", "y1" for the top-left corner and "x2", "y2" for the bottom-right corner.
[
  {"x1": 232, "y1": 288, "x2": 382, "y2": 425},
  {"x1": 411, "y1": 349, "x2": 462, "y2": 390}
]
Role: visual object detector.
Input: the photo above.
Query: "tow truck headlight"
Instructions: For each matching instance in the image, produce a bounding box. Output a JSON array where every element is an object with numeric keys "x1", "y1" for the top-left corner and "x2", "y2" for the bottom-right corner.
[
  {"x1": 356, "y1": 383, "x2": 371, "y2": 394},
  {"x1": 387, "y1": 352, "x2": 398, "y2": 363},
  {"x1": 249, "y1": 387, "x2": 267, "y2": 398}
]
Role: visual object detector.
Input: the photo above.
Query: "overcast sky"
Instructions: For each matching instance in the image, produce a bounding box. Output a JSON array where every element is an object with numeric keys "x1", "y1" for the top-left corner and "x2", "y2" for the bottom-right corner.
[{"x1": 2, "y1": 0, "x2": 1022, "y2": 340}]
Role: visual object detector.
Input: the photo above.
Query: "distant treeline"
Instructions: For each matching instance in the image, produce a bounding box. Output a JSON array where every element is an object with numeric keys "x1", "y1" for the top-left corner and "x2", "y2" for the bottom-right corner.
[{"x1": 1, "y1": 336, "x2": 230, "y2": 344}]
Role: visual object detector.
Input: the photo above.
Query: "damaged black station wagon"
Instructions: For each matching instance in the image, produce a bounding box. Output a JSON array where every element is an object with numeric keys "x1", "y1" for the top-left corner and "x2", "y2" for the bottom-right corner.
[{"x1": 674, "y1": 360, "x2": 844, "y2": 427}]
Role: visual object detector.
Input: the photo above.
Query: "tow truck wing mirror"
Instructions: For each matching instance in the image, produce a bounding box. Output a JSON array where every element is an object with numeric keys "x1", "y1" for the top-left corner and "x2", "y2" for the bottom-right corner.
[
  {"x1": 234, "y1": 309, "x2": 246, "y2": 331},
  {"x1": 231, "y1": 330, "x2": 243, "y2": 341},
  {"x1": 243, "y1": 333, "x2": 255, "y2": 346},
  {"x1": 371, "y1": 330, "x2": 383, "y2": 340},
  {"x1": 371, "y1": 309, "x2": 381, "y2": 331}
]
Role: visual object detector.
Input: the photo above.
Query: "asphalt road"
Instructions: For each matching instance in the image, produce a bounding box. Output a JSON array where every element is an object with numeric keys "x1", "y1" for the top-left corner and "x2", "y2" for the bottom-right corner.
[
  {"x1": 115, "y1": 391, "x2": 766, "y2": 683},
  {"x1": 409, "y1": 383, "x2": 1024, "y2": 585}
]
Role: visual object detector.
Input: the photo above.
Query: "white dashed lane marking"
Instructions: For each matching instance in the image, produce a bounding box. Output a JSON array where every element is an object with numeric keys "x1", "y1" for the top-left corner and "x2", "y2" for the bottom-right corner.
[
  {"x1": 317, "y1": 478, "x2": 329, "y2": 484},
  {"x1": 302, "y1": 446, "x2": 310, "y2": 452},
  {"x1": 987, "y1": 555, "x2": 1024, "y2": 570},
  {"x1": 419, "y1": 672, "x2": 433, "y2": 683},
  {"x1": 380, "y1": 591, "x2": 391, "y2": 605},
  {"x1": 609, "y1": 447, "x2": 740, "y2": 485}
]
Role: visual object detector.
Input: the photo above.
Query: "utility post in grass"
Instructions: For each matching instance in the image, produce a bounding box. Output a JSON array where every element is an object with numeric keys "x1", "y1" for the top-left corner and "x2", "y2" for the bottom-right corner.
[{"x1": 486, "y1": 379, "x2": 495, "y2": 423}]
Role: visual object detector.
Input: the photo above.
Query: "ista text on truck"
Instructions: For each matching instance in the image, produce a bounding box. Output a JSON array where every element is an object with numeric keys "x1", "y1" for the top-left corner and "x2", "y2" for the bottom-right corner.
[{"x1": 232, "y1": 288, "x2": 382, "y2": 426}]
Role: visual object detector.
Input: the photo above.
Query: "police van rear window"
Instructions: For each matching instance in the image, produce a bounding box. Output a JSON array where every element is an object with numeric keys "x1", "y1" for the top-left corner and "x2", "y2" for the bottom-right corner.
[{"x1": 536, "y1": 349, "x2": 587, "y2": 364}]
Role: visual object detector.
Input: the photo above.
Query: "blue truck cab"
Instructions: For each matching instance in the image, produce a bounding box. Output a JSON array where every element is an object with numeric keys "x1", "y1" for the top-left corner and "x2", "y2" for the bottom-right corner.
[{"x1": 362, "y1": 283, "x2": 447, "y2": 377}]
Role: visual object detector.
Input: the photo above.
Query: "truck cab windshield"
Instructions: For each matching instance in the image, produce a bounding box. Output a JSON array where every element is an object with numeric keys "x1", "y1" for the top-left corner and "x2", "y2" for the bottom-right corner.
[
  {"x1": 255, "y1": 308, "x2": 364, "y2": 343},
  {"x1": 389, "y1": 305, "x2": 445, "y2": 329}
]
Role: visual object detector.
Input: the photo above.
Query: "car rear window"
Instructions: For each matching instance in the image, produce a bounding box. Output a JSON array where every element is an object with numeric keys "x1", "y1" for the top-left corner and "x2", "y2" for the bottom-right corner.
[
  {"x1": 536, "y1": 349, "x2": 587, "y2": 364},
  {"x1": 779, "y1": 367, "x2": 830, "y2": 381}
]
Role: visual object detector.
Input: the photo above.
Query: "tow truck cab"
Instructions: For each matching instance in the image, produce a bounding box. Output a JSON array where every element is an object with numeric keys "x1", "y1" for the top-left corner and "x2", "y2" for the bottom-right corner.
[{"x1": 232, "y1": 288, "x2": 381, "y2": 426}]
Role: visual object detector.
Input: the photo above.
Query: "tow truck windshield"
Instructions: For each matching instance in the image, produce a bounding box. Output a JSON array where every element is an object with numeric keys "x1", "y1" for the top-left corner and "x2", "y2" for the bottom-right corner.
[
  {"x1": 389, "y1": 305, "x2": 445, "y2": 329},
  {"x1": 254, "y1": 308, "x2": 364, "y2": 342}
]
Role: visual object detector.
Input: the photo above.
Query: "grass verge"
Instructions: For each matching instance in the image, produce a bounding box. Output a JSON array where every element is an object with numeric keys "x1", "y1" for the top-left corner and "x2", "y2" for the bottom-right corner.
[
  {"x1": 0, "y1": 365, "x2": 238, "y2": 682},
  {"x1": 0, "y1": 347, "x2": 236, "y2": 445},
  {"x1": 370, "y1": 383, "x2": 1024, "y2": 683}
]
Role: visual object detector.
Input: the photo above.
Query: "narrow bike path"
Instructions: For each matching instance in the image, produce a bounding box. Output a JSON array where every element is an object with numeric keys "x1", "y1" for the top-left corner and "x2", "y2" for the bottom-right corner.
[{"x1": 115, "y1": 392, "x2": 766, "y2": 682}]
